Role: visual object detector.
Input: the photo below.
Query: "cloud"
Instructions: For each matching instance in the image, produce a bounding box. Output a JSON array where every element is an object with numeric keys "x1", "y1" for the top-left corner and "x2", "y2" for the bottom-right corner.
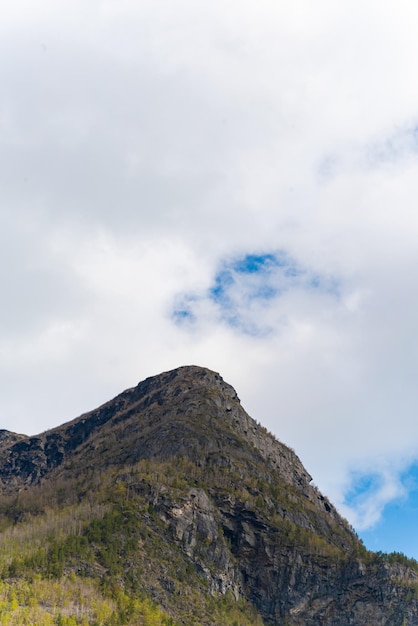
[
  {"x1": 318, "y1": 123, "x2": 418, "y2": 184},
  {"x1": 173, "y1": 251, "x2": 339, "y2": 335},
  {"x1": 341, "y1": 467, "x2": 408, "y2": 531},
  {"x1": 2, "y1": 0, "x2": 418, "y2": 548}
]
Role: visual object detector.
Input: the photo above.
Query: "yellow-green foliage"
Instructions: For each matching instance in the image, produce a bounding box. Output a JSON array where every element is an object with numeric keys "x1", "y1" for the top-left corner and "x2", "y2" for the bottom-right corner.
[
  {"x1": 0, "y1": 461, "x2": 269, "y2": 625},
  {"x1": 0, "y1": 576, "x2": 111, "y2": 625},
  {"x1": 0, "y1": 502, "x2": 109, "y2": 569},
  {"x1": 0, "y1": 474, "x2": 178, "y2": 625},
  {"x1": 0, "y1": 453, "x2": 365, "y2": 625},
  {"x1": 211, "y1": 594, "x2": 265, "y2": 625},
  {"x1": 0, "y1": 576, "x2": 177, "y2": 625}
]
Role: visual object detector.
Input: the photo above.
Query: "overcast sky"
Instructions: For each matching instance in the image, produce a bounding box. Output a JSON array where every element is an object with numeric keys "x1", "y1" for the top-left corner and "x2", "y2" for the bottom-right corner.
[{"x1": 2, "y1": 0, "x2": 418, "y2": 557}]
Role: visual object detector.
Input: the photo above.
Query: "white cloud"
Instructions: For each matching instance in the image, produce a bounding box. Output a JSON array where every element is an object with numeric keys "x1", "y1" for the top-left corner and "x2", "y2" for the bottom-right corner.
[
  {"x1": 2, "y1": 0, "x2": 418, "y2": 540},
  {"x1": 339, "y1": 463, "x2": 410, "y2": 531}
]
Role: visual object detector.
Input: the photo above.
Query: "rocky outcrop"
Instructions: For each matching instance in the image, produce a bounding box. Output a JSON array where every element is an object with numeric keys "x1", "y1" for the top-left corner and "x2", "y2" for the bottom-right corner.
[
  {"x1": 129, "y1": 480, "x2": 418, "y2": 625},
  {"x1": 0, "y1": 429, "x2": 27, "y2": 451},
  {"x1": 1, "y1": 365, "x2": 418, "y2": 624}
]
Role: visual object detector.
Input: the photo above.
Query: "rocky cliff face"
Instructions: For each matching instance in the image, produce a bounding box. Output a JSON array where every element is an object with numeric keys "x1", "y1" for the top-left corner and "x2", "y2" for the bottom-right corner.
[{"x1": 1, "y1": 365, "x2": 418, "y2": 625}]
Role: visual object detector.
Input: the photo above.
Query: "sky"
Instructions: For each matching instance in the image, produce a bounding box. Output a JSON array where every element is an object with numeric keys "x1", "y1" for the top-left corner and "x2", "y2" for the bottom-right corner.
[{"x1": 2, "y1": 0, "x2": 418, "y2": 557}]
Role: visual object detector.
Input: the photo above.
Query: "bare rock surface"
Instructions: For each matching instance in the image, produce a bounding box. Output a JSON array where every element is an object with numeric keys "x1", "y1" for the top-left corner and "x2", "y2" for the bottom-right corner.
[{"x1": 1, "y1": 365, "x2": 418, "y2": 624}]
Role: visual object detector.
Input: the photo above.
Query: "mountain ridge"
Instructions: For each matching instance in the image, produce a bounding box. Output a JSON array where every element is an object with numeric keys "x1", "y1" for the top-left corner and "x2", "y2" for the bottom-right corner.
[
  {"x1": 0, "y1": 366, "x2": 312, "y2": 493},
  {"x1": 1, "y1": 365, "x2": 418, "y2": 625}
]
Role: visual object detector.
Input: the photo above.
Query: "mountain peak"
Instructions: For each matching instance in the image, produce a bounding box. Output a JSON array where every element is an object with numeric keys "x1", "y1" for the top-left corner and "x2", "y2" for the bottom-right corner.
[{"x1": 1, "y1": 366, "x2": 418, "y2": 624}]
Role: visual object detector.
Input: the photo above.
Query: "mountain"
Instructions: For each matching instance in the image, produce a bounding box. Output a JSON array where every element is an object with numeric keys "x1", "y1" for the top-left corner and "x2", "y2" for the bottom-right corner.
[{"x1": 1, "y1": 365, "x2": 418, "y2": 625}]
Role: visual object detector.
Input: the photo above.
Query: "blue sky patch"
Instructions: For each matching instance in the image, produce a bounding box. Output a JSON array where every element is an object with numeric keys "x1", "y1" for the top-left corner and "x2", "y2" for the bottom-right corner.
[
  {"x1": 232, "y1": 253, "x2": 279, "y2": 274},
  {"x1": 172, "y1": 250, "x2": 339, "y2": 335},
  {"x1": 344, "y1": 472, "x2": 384, "y2": 508},
  {"x1": 357, "y1": 464, "x2": 418, "y2": 559},
  {"x1": 172, "y1": 308, "x2": 195, "y2": 323},
  {"x1": 171, "y1": 294, "x2": 198, "y2": 326}
]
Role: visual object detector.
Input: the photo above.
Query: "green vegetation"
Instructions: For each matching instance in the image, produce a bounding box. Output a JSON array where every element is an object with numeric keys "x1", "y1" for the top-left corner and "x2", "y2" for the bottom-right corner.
[
  {"x1": 2, "y1": 368, "x2": 418, "y2": 624},
  {"x1": 0, "y1": 444, "x2": 416, "y2": 624},
  {"x1": 0, "y1": 459, "x2": 267, "y2": 625},
  {"x1": 369, "y1": 550, "x2": 418, "y2": 573}
]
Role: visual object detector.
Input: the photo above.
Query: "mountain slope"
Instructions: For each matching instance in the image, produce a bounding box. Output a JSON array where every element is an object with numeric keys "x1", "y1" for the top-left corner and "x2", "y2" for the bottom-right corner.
[{"x1": 1, "y1": 365, "x2": 418, "y2": 625}]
